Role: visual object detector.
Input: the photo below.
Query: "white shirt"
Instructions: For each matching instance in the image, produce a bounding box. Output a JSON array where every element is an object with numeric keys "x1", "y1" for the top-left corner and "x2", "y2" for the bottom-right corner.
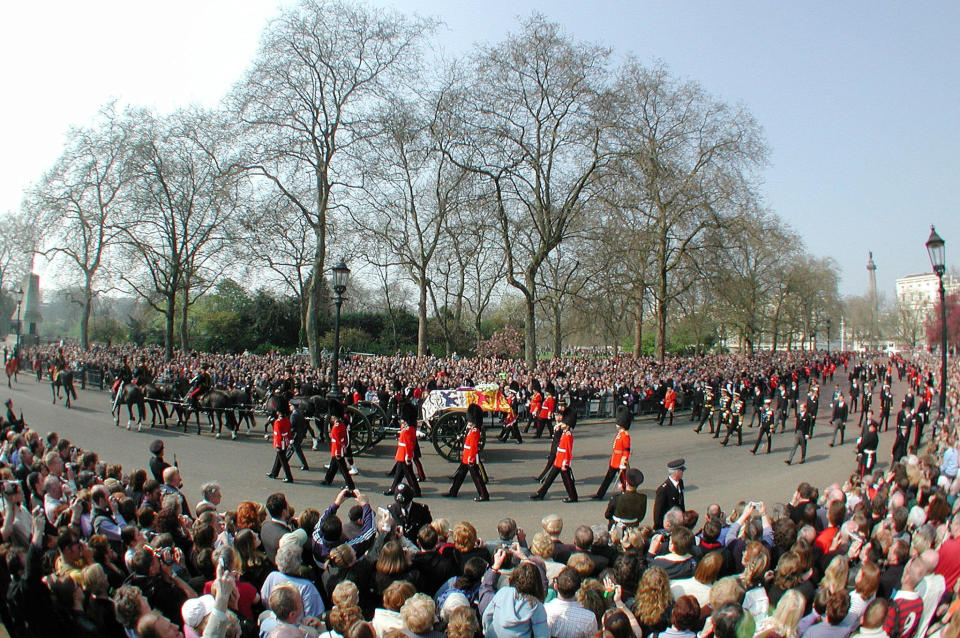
[{"x1": 544, "y1": 597, "x2": 598, "y2": 638}]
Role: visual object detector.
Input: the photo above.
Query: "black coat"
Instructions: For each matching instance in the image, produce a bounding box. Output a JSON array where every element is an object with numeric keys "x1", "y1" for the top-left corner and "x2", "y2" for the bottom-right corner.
[
  {"x1": 388, "y1": 501, "x2": 433, "y2": 543},
  {"x1": 653, "y1": 479, "x2": 684, "y2": 529}
]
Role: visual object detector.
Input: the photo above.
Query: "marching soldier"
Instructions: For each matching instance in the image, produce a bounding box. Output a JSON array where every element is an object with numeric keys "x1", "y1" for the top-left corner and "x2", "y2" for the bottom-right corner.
[
  {"x1": 750, "y1": 398, "x2": 775, "y2": 455},
  {"x1": 829, "y1": 391, "x2": 849, "y2": 447},
  {"x1": 690, "y1": 381, "x2": 704, "y2": 423},
  {"x1": 858, "y1": 386, "x2": 873, "y2": 427},
  {"x1": 713, "y1": 388, "x2": 731, "y2": 439},
  {"x1": 385, "y1": 404, "x2": 421, "y2": 497},
  {"x1": 652, "y1": 459, "x2": 686, "y2": 530},
  {"x1": 776, "y1": 383, "x2": 790, "y2": 433},
  {"x1": 856, "y1": 421, "x2": 879, "y2": 478},
  {"x1": 524, "y1": 380, "x2": 542, "y2": 434},
  {"x1": 444, "y1": 404, "x2": 489, "y2": 501},
  {"x1": 659, "y1": 385, "x2": 677, "y2": 427},
  {"x1": 321, "y1": 400, "x2": 356, "y2": 491},
  {"x1": 535, "y1": 383, "x2": 557, "y2": 438},
  {"x1": 497, "y1": 381, "x2": 524, "y2": 444},
  {"x1": 721, "y1": 391, "x2": 745, "y2": 446},
  {"x1": 785, "y1": 402, "x2": 813, "y2": 465},
  {"x1": 593, "y1": 404, "x2": 632, "y2": 500},
  {"x1": 537, "y1": 407, "x2": 567, "y2": 482},
  {"x1": 530, "y1": 407, "x2": 578, "y2": 503},
  {"x1": 694, "y1": 383, "x2": 716, "y2": 434},
  {"x1": 879, "y1": 383, "x2": 893, "y2": 431}
]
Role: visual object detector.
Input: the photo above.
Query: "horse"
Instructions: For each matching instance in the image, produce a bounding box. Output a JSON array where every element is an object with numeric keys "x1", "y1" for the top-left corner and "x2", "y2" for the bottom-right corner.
[
  {"x1": 111, "y1": 382, "x2": 145, "y2": 429},
  {"x1": 197, "y1": 389, "x2": 237, "y2": 439},
  {"x1": 227, "y1": 388, "x2": 256, "y2": 434},
  {"x1": 141, "y1": 383, "x2": 174, "y2": 428},
  {"x1": 50, "y1": 368, "x2": 78, "y2": 408},
  {"x1": 5, "y1": 356, "x2": 18, "y2": 388}
]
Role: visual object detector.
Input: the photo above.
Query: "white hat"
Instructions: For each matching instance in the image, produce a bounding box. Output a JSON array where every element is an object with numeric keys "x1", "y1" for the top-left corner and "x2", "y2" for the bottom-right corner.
[{"x1": 182, "y1": 594, "x2": 215, "y2": 628}]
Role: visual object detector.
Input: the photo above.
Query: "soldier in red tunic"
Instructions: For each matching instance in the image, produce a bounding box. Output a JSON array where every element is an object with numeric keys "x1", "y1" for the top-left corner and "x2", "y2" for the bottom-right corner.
[
  {"x1": 385, "y1": 403, "x2": 421, "y2": 497},
  {"x1": 266, "y1": 400, "x2": 294, "y2": 483},
  {"x1": 593, "y1": 404, "x2": 632, "y2": 500},
  {"x1": 524, "y1": 379, "x2": 542, "y2": 434},
  {"x1": 321, "y1": 400, "x2": 356, "y2": 490},
  {"x1": 535, "y1": 383, "x2": 557, "y2": 438},
  {"x1": 444, "y1": 404, "x2": 489, "y2": 501},
  {"x1": 531, "y1": 407, "x2": 578, "y2": 503}
]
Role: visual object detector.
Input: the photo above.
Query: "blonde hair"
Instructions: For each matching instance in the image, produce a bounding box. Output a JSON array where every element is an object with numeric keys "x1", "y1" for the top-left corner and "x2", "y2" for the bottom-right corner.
[
  {"x1": 632, "y1": 567, "x2": 672, "y2": 625},
  {"x1": 820, "y1": 555, "x2": 849, "y2": 595},
  {"x1": 542, "y1": 514, "x2": 563, "y2": 536},
  {"x1": 80, "y1": 563, "x2": 108, "y2": 596},
  {"x1": 530, "y1": 532, "x2": 555, "y2": 559},
  {"x1": 765, "y1": 589, "x2": 806, "y2": 638},
  {"x1": 333, "y1": 580, "x2": 359, "y2": 607},
  {"x1": 430, "y1": 518, "x2": 450, "y2": 541},
  {"x1": 400, "y1": 593, "x2": 436, "y2": 633},
  {"x1": 452, "y1": 522, "x2": 478, "y2": 553}
]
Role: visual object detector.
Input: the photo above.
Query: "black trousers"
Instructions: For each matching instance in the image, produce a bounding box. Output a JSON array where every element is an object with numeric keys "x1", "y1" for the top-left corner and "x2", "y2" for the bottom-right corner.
[
  {"x1": 269, "y1": 449, "x2": 293, "y2": 481},
  {"x1": 721, "y1": 419, "x2": 742, "y2": 446},
  {"x1": 449, "y1": 463, "x2": 488, "y2": 499},
  {"x1": 323, "y1": 456, "x2": 355, "y2": 490},
  {"x1": 536, "y1": 466, "x2": 577, "y2": 501},
  {"x1": 695, "y1": 409, "x2": 714, "y2": 433},
  {"x1": 388, "y1": 462, "x2": 420, "y2": 496},
  {"x1": 286, "y1": 438, "x2": 309, "y2": 469},
  {"x1": 595, "y1": 466, "x2": 624, "y2": 499},
  {"x1": 751, "y1": 428, "x2": 772, "y2": 454},
  {"x1": 830, "y1": 421, "x2": 846, "y2": 446}
]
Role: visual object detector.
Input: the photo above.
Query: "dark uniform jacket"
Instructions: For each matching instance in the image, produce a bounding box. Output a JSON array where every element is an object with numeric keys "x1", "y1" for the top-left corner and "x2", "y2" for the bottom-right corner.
[{"x1": 653, "y1": 478, "x2": 684, "y2": 529}]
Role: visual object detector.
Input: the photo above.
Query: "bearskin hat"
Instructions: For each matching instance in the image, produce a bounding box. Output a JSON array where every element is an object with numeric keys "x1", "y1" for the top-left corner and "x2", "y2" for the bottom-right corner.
[
  {"x1": 467, "y1": 404, "x2": 484, "y2": 427},
  {"x1": 561, "y1": 406, "x2": 577, "y2": 428},
  {"x1": 329, "y1": 399, "x2": 345, "y2": 420},
  {"x1": 615, "y1": 404, "x2": 633, "y2": 430},
  {"x1": 400, "y1": 403, "x2": 418, "y2": 427}
]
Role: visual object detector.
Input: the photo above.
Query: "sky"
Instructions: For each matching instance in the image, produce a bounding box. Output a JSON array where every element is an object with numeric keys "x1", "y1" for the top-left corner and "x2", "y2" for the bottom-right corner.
[{"x1": 2, "y1": 0, "x2": 958, "y2": 297}]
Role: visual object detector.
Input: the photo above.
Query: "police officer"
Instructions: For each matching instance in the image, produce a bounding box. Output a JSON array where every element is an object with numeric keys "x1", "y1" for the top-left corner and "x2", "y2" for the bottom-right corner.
[
  {"x1": 653, "y1": 459, "x2": 685, "y2": 530},
  {"x1": 829, "y1": 391, "x2": 849, "y2": 447},
  {"x1": 444, "y1": 404, "x2": 489, "y2": 501},
  {"x1": 593, "y1": 404, "x2": 632, "y2": 500}
]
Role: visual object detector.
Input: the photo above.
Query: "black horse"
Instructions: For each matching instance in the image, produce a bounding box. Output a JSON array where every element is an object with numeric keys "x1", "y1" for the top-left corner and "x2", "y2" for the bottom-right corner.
[
  {"x1": 228, "y1": 388, "x2": 257, "y2": 434},
  {"x1": 176, "y1": 389, "x2": 237, "y2": 438},
  {"x1": 51, "y1": 369, "x2": 78, "y2": 408},
  {"x1": 112, "y1": 383, "x2": 145, "y2": 429},
  {"x1": 142, "y1": 383, "x2": 174, "y2": 427}
]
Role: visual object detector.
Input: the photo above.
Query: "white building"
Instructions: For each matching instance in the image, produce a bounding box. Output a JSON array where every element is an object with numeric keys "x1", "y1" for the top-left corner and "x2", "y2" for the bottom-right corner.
[{"x1": 896, "y1": 273, "x2": 960, "y2": 311}]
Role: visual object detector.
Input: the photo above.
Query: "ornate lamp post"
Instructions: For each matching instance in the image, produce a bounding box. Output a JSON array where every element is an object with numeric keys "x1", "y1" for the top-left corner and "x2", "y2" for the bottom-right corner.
[
  {"x1": 327, "y1": 261, "x2": 350, "y2": 403},
  {"x1": 826, "y1": 318, "x2": 832, "y2": 355},
  {"x1": 13, "y1": 287, "x2": 24, "y2": 354},
  {"x1": 925, "y1": 226, "x2": 947, "y2": 416}
]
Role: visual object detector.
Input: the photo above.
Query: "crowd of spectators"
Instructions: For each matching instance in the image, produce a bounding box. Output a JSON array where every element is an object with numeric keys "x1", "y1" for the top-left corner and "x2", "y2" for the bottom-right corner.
[{"x1": 0, "y1": 349, "x2": 956, "y2": 638}]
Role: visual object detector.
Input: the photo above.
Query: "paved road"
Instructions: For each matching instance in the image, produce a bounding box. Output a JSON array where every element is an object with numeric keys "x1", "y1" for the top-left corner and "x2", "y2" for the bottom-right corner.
[{"x1": 4, "y1": 370, "x2": 907, "y2": 540}]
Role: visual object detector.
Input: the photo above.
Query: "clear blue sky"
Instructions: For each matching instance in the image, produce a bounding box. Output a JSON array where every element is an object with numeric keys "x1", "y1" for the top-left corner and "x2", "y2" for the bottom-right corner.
[{"x1": 2, "y1": 0, "x2": 957, "y2": 296}]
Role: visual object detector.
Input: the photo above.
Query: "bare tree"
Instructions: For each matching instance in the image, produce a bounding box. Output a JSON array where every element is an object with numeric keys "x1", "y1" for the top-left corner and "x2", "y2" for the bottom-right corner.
[
  {"x1": 441, "y1": 15, "x2": 614, "y2": 368},
  {"x1": 227, "y1": 0, "x2": 434, "y2": 367},
  {"x1": 28, "y1": 103, "x2": 130, "y2": 349},
  {"x1": 0, "y1": 211, "x2": 39, "y2": 294},
  {"x1": 119, "y1": 108, "x2": 239, "y2": 359},
  {"x1": 614, "y1": 61, "x2": 768, "y2": 360}
]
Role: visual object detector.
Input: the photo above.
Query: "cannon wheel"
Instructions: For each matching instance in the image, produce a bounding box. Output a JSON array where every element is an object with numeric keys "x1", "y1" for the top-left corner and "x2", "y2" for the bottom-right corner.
[
  {"x1": 431, "y1": 411, "x2": 488, "y2": 462},
  {"x1": 347, "y1": 405, "x2": 375, "y2": 455},
  {"x1": 355, "y1": 401, "x2": 387, "y2": 444}
]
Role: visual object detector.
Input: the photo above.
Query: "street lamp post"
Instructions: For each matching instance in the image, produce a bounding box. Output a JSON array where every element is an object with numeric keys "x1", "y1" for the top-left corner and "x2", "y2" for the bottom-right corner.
[
  {"x1": 13, "y1": 287, "x2": 23, "y2": 354},
  {"x1": 925, "y1": 226, "x2": 947, "y2": 418},
  {"x1": 826, "y1": 318, "x2": 832, "y2": 355},
  {"x1": 327, "y1": 260, "x2": 350, "y2": 408}
]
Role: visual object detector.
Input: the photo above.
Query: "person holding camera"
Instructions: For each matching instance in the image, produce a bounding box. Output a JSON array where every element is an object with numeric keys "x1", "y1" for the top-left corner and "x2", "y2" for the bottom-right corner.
[{"x1": 1, "y1": 479, "x2": 32, "y2": 549}]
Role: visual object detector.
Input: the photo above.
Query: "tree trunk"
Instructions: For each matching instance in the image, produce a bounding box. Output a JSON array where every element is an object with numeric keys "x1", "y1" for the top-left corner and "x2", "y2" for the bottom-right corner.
[
  {"x1": 656, "y1": 256, "x2": 668, "y2": 362},
  {"x1": 80, "y1": 272, "x2": 93, "y2": 350},
  {"x1": 524, "y1": 294, "x2": 537, "y2": 370},
  {"x1": 179, "y1": 284, "x2": 190, "y2": 352},
  {"x1": 164, "y1": 292, "x2": 176, "y2": 360},
  {"x1": 306, "y1": 238, "x2": 326, "y2": 367},
  {"x1": 417, "y1": 274, "x2": 428, "y2": 357},
  {"x1": 633, "y1": 301, "x2": 643, "y2": 358},
  {"x1": 553, "y1": 303, "x2": 562, "y2": 357}
]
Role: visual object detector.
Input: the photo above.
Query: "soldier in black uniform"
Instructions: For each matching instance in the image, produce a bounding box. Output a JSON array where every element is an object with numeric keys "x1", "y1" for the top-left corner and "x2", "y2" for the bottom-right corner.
[
  {"x1": 694, "y1": 384, "x2": 716, "y2": 434},
  {"x1": 713, "y1": 388, "x2": 731, "y2": 439},
  {"x1": 721, "y1": 392, "x2": 744, "y2": 446},
  {"x1": 751, "y1": 398, "x2": 775, "y2": 455},
  {"x1": 776, "y1": 383, "x2": 790, "y2": 433},
  {"x1": 652, "y1": 458, "x2": 685, "y2": 530},
  {"x1": 879, "y1": 383, "x2": 893, "y2": 431},
  {"x1": 858, "y1": 386, "x2": 873, "y2": 428},
  {"x1": 857, "y1": 421, "x2": 879, "y2": 477},
  {"x1": 785, "y1": 402, "x2": 812, "y2": 465},
  {"x1": 828, "y1": 391, "x2": 849, "y2": 447}
]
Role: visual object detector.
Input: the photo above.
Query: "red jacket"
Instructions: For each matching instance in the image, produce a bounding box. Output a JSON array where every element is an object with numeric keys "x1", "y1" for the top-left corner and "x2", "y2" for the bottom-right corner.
[
  {"x1": 395, "y1": 425, "x2": 415, "y2": 463},
  {"x1": 272, "y1": 417, "x2": 291, "y2": 450},
  {"x1": 609, "y1": 430, "x2": 630, "y2": 469},
  {"x1": 539, "y1": 395, "x2": 556, "y2": 420},
  {"x1": 330, "y1": 420, "x2": 348, "y2": 458},
  {"x1": 664, "y1": 388, "x2": 676, "y2": 410},
  {"x1": 461, "y1": 426, "x2": 481, "y2": 464},
  {"x1": 529, "y1": 392, "x2": 542, "y2": 415},
  {"x1": 554, "y1": 430, "x2": 573, "y2": 469}
]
